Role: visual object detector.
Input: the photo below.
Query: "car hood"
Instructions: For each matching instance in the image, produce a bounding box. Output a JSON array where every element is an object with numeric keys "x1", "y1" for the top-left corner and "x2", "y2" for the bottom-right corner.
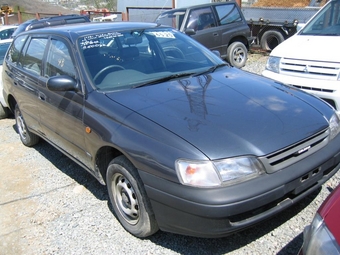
[
  {"x1": 270, "y1": 35, "x2": 340, "y2": 62},
  {"x1": 105, "y1": 68, "x2": 330, "y2": 159}
]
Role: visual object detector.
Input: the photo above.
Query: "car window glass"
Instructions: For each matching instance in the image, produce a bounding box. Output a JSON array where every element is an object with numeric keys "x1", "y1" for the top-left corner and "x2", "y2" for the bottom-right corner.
[
  {"x1": 155, "y1": 10, "x2": 186, "y2": 30},
  {"x1": 215, "y1": 4, "x2": 242, "y2": 25},
  {"x1": 0, "y1": 28, "x2": 16, "y2": 40},
  {"x1": 0, "y1": 42, "x2": 11, "y2": 63},
  {"x1": 78, "y1": 28, "x2": 222, "y2": 91},
  {"x1": 186, "y1": 7, "x2": 215, "y2": 31},
  {"x1": 301, "y1": 1, "x2": 340, "y2": 35},
  {"x1": 45, "y1": 39, "x2": 76, "y2": 79},
  {"x1": 6, "y1": 34, "x2": 27, "y2": 64},
  {"x1": 20, "y1": 37, "x2": 47, "y2": 75}
]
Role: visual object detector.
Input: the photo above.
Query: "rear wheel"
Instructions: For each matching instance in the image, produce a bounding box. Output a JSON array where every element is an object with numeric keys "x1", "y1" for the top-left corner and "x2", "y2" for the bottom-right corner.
[
  {"x1": 106, "y1": 155, "x2": 159, "y2": 237},
  {"x1": 14, "y1": 104, "x2": 39, "y2": 147},
  {"x1": 260, "y1": 30, "x2": 285, "y2": 51},
  {"x1": 226, "y1": 42, "x2": 248, "y2": 68}
]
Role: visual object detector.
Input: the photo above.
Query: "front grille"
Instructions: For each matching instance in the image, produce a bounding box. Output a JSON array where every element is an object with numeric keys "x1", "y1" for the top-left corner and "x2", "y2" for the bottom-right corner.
[
  {"x1": 259, "y1": 128, "x2": 329, "y2": 173},
  {"x1": 280, "y1": 58, "x2": 340, "y2": 81}
]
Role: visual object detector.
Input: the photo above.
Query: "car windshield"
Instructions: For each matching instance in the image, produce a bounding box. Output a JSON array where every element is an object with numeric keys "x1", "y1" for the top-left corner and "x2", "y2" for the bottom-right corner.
[
  {"x1": 155, "y1": 11, "x2": 186, "y2": 30},
  {"x1": 300, "y1": 0, "x2": 340, "y2": 36},
  {"x1": 78, "y1": 27, "x2": 225, "y2": 91}
]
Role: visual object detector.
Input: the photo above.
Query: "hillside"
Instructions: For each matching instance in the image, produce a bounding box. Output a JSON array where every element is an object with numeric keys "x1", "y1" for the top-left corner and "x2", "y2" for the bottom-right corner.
[
  {"x1": 8, "y1": 0, "x2": 76, "y2": 15},
  {"x1": 253, "y1": 0, "x2": 328, "y2": 7}
]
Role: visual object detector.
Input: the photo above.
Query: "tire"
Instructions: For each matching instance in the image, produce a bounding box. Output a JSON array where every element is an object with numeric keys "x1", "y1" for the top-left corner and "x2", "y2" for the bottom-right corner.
[
  {"x1": 106, "y1": 155, "x2": 159, "y2": 237},
  {"x1": 226, "y1": 42, "x2": 248, "y2": 68},
  {"x1": 14, "y1": 104, "x2": 39, "y2": 147},
  {"x1": 260, "y1": 30, "x2": 285, "y2": 51},
  {"x1": 0, "y1": 102, "x2": 9, "y2": 119}
]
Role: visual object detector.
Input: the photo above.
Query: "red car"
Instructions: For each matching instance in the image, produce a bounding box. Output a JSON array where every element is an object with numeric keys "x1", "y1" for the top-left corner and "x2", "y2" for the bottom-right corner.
[{"x1": 299, "y1": 184, "x2": 340, "y2": 254}]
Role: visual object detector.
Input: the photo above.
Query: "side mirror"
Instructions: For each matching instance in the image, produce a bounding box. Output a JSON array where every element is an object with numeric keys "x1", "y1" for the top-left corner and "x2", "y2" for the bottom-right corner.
[
  {"x1": 47, "y1": 75, "x2": 79, "y2": 92},
  {"x1": 184, "y1": 28, "x2": 196, "y2": 36}
]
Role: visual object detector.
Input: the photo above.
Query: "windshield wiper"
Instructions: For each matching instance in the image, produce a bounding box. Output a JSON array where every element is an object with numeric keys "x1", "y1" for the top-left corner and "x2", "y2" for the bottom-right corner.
[
  {"x1": 193, "y1": 63, "x2": 229, "y2": 76},
  {"x1": 133, "y1": 72, "x2": 195, "y2": 88}
]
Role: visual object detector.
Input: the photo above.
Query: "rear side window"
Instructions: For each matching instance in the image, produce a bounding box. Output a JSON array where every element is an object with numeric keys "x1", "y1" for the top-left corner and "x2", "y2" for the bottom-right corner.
[
  {"x1": 20, "y1": 37, "x2": 48, "y2": 75},
  {"x1": 6, "y1": 34, "x2": 28, "y2": 64},
  {"x1": 215, "y1": 4, "x2": 242, "y2": 25}
]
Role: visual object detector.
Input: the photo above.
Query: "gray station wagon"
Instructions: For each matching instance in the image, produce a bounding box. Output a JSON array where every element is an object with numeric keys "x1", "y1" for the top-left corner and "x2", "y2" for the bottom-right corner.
[
  {"x1": 2, "y1": 22, "x2": 340, "y2": 238},
  {"x1": 155, "y1": 1, "x2": 253, "y2": 68}
]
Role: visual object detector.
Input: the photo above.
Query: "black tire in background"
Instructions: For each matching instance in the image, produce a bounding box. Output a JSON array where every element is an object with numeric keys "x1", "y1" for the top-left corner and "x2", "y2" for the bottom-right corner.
[
  {"x1": 106, "y1": 155, "x2": 159, "y2": 238},
  {"x1": 260, "y1": 30, "x2": 285, "y2": 51},
  {"x1": 226, "y1": 42, "x2": 248, "y2": 68},
  {"x1": 14, "y1": 104, "x2": 40, "y2": 147}
]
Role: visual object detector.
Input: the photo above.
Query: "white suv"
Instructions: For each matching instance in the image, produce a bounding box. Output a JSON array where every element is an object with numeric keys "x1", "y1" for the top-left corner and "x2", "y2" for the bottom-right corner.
[{"x1": 263, "y1": 0, "x2": 340, "y2": 110}]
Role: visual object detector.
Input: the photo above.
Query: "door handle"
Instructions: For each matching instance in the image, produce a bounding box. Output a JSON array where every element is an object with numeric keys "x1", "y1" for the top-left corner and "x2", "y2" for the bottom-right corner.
[
  {"x1": 213, "y1": 33, "x2": 219, "y2": 37},
  {"x1": 38, "y1": 92, "x2": 46, "y2": 101}
]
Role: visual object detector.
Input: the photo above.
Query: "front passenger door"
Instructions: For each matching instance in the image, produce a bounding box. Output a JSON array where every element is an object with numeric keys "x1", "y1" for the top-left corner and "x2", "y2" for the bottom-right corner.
[{"x1": 39, "y1": 37, "x2": 90, "y2": 167}]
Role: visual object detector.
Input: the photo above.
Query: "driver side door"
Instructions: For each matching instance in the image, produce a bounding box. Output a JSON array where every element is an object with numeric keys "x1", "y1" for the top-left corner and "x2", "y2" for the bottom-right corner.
[{"x1": 184, "y1": 7, "x2": 222, "y2": 52}]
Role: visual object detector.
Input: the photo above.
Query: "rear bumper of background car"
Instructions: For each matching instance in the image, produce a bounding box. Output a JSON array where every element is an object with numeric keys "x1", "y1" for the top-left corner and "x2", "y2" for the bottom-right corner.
[{"x1": 139, "y1": 135, "x2": 340, "y2": 238}]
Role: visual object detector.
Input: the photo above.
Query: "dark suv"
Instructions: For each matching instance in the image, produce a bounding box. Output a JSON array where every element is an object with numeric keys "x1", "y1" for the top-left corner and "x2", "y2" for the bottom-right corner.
[
  {"x1": 155, "y1": 1, "x2": 253, "y2": 68},
  {"x1": 11, "y1": 14, "x2": 90, "y2": 38}
]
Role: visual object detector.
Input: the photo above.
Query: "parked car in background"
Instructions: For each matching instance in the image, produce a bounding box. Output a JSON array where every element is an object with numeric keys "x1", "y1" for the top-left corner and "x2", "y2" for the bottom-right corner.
[
  {"x1": 10, "y1": 14, "x2": 90, "y2": 38},
  {"x1": 299, "y1": 184, "x2": 340, "y2": 255},
  {"x1": 263, "y1": 0, "x2": 340, "y2": 110},
  {"x1": 3, "y1": 22, "x2": 340, "y2": 238},
  {"x1": 155, "y1": 1, "x2": 253, "y2": 68},
  {"x1": 0, "y1": 25, "x2": 17, "y2": 40},
  {"x1": 0, "y1": 41, "x2": 12, "y2": 119}
]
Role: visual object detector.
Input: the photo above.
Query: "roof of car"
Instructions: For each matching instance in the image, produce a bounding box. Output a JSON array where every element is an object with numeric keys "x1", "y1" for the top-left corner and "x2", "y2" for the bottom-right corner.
[
  {"x1": 11, "y1": 14, "x2": 91, "y2": 38},
  {"x1": 0, "y1": 25, "x2": 18, "y2": 31},
  {"x1": 161, "y1": 0, "x2": 237, "y2": 12},
  {"x1": 18, "y1": 22, "x2": 165, "y2": 38}
]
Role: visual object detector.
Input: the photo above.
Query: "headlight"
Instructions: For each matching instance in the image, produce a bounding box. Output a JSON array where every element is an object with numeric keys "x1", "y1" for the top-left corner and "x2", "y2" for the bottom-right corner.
[
  {"x1": 329, "y1": 113, "x2": 340, "y2": 140},
  {"x1": 301, "y1": 214, "x2": 340, "y2": 255},
  {"x1": 265, "y1": 56, "x2": 281, "y2": 73},
  {"x1": 175, "y1": 157, "x2": 264, "y2": 188}
]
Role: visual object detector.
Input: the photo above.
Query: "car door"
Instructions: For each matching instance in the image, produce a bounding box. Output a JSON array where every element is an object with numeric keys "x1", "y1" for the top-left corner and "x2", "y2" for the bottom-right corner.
[
  {"x1": 6, "y1": 35, "x2": 47, "y2": 134},
  {"x1": 38, "y1": 36, "x2": 90, "y2": 168},
  {"x1": 183, "y1": 7, "x2": 222, "y2": 52},
  {"x1": 213, "y1": 3, "x2": 247, "y2": 55}
]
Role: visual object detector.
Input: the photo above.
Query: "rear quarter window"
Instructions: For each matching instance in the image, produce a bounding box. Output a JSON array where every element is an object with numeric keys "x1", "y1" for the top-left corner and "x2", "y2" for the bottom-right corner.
[
  {"x1": 6, "y1": 34, "x2": 28, "y2": 64},
  {"x1": 215, "y1": 4, "x2": 242, "y2": 25}
]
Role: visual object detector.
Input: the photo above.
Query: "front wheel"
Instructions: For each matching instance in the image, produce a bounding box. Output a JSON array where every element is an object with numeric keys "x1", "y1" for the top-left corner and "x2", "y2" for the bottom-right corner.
[
  {"x1": 106, "y1": 155, "x2": 159, "y2": 237},
  {"x1": 14, "y1": 104, "x2": 39, "y2": 147},
  {"x1": 226, "y1": 42, "x2": 248, "y2": 68}
]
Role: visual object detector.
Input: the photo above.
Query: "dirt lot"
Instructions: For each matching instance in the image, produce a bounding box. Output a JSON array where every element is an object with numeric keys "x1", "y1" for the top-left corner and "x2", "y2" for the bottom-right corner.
[{"x1": 1, "y1": 54, "x2": 340, "y2": 255}]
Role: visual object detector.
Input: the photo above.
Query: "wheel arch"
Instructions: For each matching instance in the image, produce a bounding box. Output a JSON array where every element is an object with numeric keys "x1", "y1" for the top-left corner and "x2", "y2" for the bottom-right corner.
[
  {"x1": 228, "y1": 35, "x2": 249, "y2": 50},
  {"x1": 95, "y1": 146, "x2": 123, "y2": 185},
  {"x1": 7, "y1": 94, "x2": 17, "y2": 113}
]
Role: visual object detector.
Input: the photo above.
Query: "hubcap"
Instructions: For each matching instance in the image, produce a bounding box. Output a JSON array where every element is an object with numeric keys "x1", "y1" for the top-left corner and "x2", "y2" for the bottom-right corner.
[
  {"x1": 112, "y1": 173, "x2": 139, "y2": 225},
  {"x1": 17, "y1": 112, "x2": 27, "y2": 140},
  {"x1": 233, "y1": 47, "x2": 245, "y2": 64}
]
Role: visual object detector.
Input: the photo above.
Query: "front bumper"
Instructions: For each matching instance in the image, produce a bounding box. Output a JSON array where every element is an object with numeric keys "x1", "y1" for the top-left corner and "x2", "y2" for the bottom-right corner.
[
  {"x1": 139, "y1": 134, "x2": 340, "y2": 238},
  {"x1": 262, "y1": 70, "x2": 340, "y2": 110}
]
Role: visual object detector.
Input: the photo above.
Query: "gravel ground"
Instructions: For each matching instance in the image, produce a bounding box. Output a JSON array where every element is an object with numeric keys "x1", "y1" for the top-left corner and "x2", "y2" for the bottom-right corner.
[{"x1": 1, "y1": 53, "x2": 340, "y2": 255}]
